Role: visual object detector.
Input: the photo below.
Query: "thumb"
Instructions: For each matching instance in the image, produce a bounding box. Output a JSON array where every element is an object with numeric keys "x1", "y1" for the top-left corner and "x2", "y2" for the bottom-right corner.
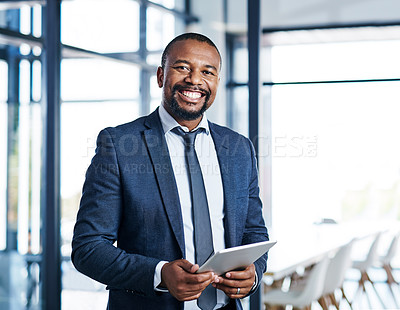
[{"x1": 178, "y1": 259, "x2": 199, "y2": 273}]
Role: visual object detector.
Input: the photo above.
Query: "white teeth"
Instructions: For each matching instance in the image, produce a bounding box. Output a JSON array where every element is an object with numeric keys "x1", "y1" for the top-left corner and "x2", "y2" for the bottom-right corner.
[{"x1": 182, "y1": 91, "x2": 202, "y2": 99}]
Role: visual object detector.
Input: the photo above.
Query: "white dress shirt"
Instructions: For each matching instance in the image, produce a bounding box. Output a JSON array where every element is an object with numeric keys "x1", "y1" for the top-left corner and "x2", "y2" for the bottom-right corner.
[{"x1": 154, "y1": 104, "x2": 228, "y2": 309}]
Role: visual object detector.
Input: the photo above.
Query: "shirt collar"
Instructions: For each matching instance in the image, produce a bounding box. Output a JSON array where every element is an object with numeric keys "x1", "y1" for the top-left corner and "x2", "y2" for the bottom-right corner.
[{"x1": 158, "y1": 104, "x2": 210, "y2": 135}]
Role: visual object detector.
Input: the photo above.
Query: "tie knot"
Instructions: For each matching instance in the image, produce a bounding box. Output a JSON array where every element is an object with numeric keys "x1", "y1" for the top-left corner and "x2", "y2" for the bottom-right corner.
[{"x1": 172, "y1": 127, "x2": 202, "y2": 148}]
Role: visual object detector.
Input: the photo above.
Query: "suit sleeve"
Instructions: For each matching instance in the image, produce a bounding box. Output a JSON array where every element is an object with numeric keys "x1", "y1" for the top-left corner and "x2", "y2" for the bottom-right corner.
[
  {"x1": 242, "y1": 138, "x2": 269, "y2": 292},
  {"x1": 71, "y1": 128, "x2": 160, "y2": 297}
]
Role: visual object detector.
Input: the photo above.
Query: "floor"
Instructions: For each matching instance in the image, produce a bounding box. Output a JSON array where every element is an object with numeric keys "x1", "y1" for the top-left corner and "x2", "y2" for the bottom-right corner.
[{"x1": 338, "y1": 267, "x2": 400, "y2": 310}]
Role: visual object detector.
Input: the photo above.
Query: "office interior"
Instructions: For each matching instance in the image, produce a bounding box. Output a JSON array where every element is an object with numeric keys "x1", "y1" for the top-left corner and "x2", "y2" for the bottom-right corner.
[{"x1": 0, "y1": 0, "x2": 400, "y2": 309}]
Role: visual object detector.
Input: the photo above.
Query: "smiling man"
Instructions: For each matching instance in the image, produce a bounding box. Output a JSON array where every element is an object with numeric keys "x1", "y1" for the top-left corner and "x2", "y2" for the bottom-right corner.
[{"x1": 72, "y1": 33, "x2": 269, "y2": 310}]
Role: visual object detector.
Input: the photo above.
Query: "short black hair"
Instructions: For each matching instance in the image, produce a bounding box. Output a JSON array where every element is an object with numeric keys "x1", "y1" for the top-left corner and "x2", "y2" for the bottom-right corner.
[{"x1": 161, "y1": 32, "x2": 221, "y2": 70}]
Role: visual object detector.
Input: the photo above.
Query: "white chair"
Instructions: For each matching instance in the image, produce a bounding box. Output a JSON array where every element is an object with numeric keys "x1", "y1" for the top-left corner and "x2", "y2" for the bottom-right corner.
[
  {"x1": 264, "y1": 255, "x2": 330, "y2": 310},
  {"x1": 318, "y1": 240, "x2": 354, "y2": 310},
  {"x1": 378, "y1": 231, "x2": 400, "y2": 308},
  {"x1": 351, "y1": 232, "x2": 386, "y2": 308}
]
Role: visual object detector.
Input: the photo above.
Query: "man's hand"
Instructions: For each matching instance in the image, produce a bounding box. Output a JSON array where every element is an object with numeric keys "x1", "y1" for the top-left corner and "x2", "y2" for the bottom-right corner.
[
  {"x1": 161, "y1": 259, "x2": 216, "y2": 301},
  {"x1": 212, "y1": 264, "x2": 256, "y2": 299}
]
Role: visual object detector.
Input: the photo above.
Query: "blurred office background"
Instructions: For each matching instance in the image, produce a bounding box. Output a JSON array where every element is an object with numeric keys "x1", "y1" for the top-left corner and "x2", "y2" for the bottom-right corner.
[{"x1": 1, "y1": 0, "x2": 400, "y2": 309}]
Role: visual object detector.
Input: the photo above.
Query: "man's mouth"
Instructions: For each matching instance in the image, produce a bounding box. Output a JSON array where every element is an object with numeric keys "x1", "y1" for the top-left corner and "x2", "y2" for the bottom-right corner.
[{"x1": 180, "y1": 90, "x2": 203, "y2": 100}]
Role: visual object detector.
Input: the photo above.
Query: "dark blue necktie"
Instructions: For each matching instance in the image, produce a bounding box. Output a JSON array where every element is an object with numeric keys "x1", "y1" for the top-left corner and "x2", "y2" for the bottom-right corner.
[{"x1": 173, "y1": 127, "x2": 217, "y2": 310}]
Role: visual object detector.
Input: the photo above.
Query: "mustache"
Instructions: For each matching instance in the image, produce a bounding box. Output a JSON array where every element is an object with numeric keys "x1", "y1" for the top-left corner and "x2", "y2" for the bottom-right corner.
[{"x1": 172, "y1": 84, "x2": 210, "y2": 97}]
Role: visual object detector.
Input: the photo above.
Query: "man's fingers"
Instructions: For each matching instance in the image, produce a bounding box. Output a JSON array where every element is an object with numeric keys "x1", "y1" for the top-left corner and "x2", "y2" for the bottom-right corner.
[
  {"x1": 216, "y1": 278, "x2": 247, "y2": 288},
  {"x1": 212, "y1": 282, "x2": 249, "y2": 299},
  {"x1": 175, "y1": 259, "x2": 197, "y2": 273},
  {"x1": 225, "y1": 264, "x2": 255, "y2": 280},
  {"x1": 212, "y1": 264, "x2": 256, "y2": 299},
  {"x1": 175, "y1": 260, "x2": 213, "y2": 283},
  {"x1": 180, "y1": 292, "x2": 202, "y2": 302},
  {"x1": 189, "y1": 264, "x2": 200, "y2": 273},
  {"x1": 161, "y1": 259, "x2": 216, "y2": 301}
]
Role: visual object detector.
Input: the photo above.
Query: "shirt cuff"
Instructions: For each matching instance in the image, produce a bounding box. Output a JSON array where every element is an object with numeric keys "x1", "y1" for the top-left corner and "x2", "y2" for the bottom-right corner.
[
  {"x1": 250, "y1": 272, "x2": 258, "y2": 292},
  {"x1": 154, "y1": 261, "x2": 169, "y2": 292}
]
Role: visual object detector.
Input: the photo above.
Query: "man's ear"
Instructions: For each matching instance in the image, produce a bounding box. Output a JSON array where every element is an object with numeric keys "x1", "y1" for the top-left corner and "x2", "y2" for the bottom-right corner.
[{"x1": 156, "y1": 66, "x2": 164, "y2": 88}]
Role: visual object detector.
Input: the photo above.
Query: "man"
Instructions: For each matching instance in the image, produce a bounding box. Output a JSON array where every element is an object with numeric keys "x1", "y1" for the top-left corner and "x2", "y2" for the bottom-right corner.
[{"x1": 72, "y1": 33, "x2": 269, "y2": 310}]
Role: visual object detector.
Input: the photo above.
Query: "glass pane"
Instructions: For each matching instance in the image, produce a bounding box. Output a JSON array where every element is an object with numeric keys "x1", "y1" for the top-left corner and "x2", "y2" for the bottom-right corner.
[
  {"x1": 147, "y1": 7, "x2": 175, "y2": 51},
  {"x1": 230, "y1": 86, "x2": 248, "y2": 137},
  {"x1": 0, "y1": 10, "x2": 7, "y2": 27},
  {"x1": 61, "y1": 100, "x2": 139, "y2": 307},
  {"x1": 147, "y1": 52, "x2": 162, "y2": 67},
  {"x1": 0, "y1": 61, "x2": 7, "y2": 250},
  {"x1": 151, "y1": 0, "x2": 175, "y2": 9},
  {"x1": 18, "y1": 60, "x2": 30, "y2": 254},
  {"x1": 61, "y1": 59, "x2": 140, "y2": 102},
  {"x1": 0, "y1": 252, "x2": 29, "y2": 308},
  {"x1": 232, "y1": 40, "x2": 271, "y2": 85},
  {"x1": 0, "y1": 60, "x2": 7, "y2": 101},
  {"x1": 32, "y1": 4, "x2": 42, "y2": 37},
  {"x1": 233, "y1": 47, "x2": 248, "y2": 83},
  {"x1": 269, "y1": 82, "x2": 400, "y2": 235},
  {"x1": 173, "y1": 0, "x2": 185, "y2": 11},
  {"x1": 150, "y1": 75, "x2": 161, "y2": 112},
  {"x1": 1, "y1": 58, "x2": 42, "y2": 309},
  {"x1": 19, "y1": 5, "x2": 31, "y2": 35},
  {"x1": 61, "y1": 0, "x2": 140, "y2": 53},
  {"x1": 271, "y1": 39, "x2": 400, "y2": 82}
]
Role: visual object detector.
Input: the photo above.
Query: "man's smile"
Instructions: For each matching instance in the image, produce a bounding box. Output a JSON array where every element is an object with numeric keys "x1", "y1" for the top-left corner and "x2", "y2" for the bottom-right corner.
[
  {"x1": 180, "y1": 90, "x2": 203, "y2": 100},
  {"x1": 175, "y1": 86, "x2": 209, "y2": 104}
]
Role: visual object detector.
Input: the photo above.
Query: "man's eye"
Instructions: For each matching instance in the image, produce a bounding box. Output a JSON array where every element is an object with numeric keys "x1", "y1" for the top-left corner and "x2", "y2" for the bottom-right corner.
[
  {"x1": 203, "y1": 71, "x2": 215, "y2": 76},
  {"x1": 175, "y1": 66, "x2": 189, "y2": 71}
]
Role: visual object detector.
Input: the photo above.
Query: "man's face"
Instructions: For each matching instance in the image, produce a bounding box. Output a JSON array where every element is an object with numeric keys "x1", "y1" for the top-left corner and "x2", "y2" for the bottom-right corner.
[{"x1": 157, "y1": 39, "x2": 220, "y2": 122}]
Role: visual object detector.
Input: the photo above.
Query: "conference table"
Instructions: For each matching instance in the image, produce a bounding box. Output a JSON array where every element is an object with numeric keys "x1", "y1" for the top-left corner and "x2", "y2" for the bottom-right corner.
[{"x1": 263, "y1": 221, "x2": 395, "y2": 284}]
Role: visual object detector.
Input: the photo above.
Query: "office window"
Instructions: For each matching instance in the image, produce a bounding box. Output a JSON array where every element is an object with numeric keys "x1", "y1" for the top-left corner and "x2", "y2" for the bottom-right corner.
[
  {"x1": 259, "y1": 28, "x2": 400, "y2": 235},
  {"x1": 271, "y1": 40, "x2": 400, "y2": 82},
  {"x1": 147, "y1": 7, "x2": 176, "y2": 51},
  {"x1": 269, "y1": 81, "x2": 400, "y2": 229},
  {"x1": 61, "y1": 0, "x2": 140, "y2": 53},
  {"x1": 61, "y1": 59, "x2": 140, "y2": 102},
  {"x1": 60, "y1": 54, "x2": 141, "y2": 258}
]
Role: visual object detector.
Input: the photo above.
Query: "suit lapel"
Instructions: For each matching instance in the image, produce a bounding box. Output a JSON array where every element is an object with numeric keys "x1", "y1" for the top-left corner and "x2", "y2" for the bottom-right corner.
[
  {"x1": 144, "y1": 110, "x2": 185, "y2": 257},
  {"x1": 209, "y1": 122, "x2": 237, "y2": 248}
]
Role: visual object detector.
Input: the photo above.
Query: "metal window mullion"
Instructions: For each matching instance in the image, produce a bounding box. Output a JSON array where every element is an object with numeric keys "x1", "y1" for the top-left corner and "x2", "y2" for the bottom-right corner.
[
  {"x1": 248, "y1": 0, "x2": 262, "y2": 309},
  {"x1": 41, "y1": 1, "x2": 61, "y2": 309},
  {"x1": 248, "y1": 0, "x2": 260, "y2": 157}
]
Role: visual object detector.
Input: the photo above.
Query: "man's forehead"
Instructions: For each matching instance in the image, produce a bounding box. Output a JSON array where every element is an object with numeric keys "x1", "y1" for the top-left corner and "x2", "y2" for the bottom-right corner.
[{"x1": 166, "y1": 40, "x2": 221, "y2": 68}]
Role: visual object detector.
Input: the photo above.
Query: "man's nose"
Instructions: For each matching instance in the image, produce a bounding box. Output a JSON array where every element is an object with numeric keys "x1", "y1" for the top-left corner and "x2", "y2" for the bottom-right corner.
[{"x1": 184, "y1": 70, "x2": 203, "y2": 85}]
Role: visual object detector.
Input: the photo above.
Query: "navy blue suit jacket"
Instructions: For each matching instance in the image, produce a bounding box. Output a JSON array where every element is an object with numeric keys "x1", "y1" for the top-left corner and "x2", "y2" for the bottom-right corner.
[{"x1": 71, "y1": 109, "x2": 269, "y2": 310}]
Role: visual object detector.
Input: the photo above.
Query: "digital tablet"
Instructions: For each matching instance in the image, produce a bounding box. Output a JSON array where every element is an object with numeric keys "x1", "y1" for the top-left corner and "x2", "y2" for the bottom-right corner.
[{"x1": 197, "y1": 240, "x2": 277, "y2": 275}]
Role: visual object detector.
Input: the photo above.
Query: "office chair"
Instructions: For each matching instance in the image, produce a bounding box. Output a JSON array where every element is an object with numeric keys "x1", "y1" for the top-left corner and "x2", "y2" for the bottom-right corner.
[
  {"x1": 351, "y1": 232, "x2": 386, "y2": 309},
  {"x1": 378, "y1": 231, "x2": 400, "y2": 308},
  {"x1": 264, "y1": 255, "x2": 329, "y2": 310},
  {"x1": 318, "y1": 240, "x2": 354, "y2": 310}
]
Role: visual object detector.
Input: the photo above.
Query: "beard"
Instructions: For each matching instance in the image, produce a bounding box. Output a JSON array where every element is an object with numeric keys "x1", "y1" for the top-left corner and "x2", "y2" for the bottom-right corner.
[{"x1": 165, "y1": 85, "x2": 211, "y2": 121}]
